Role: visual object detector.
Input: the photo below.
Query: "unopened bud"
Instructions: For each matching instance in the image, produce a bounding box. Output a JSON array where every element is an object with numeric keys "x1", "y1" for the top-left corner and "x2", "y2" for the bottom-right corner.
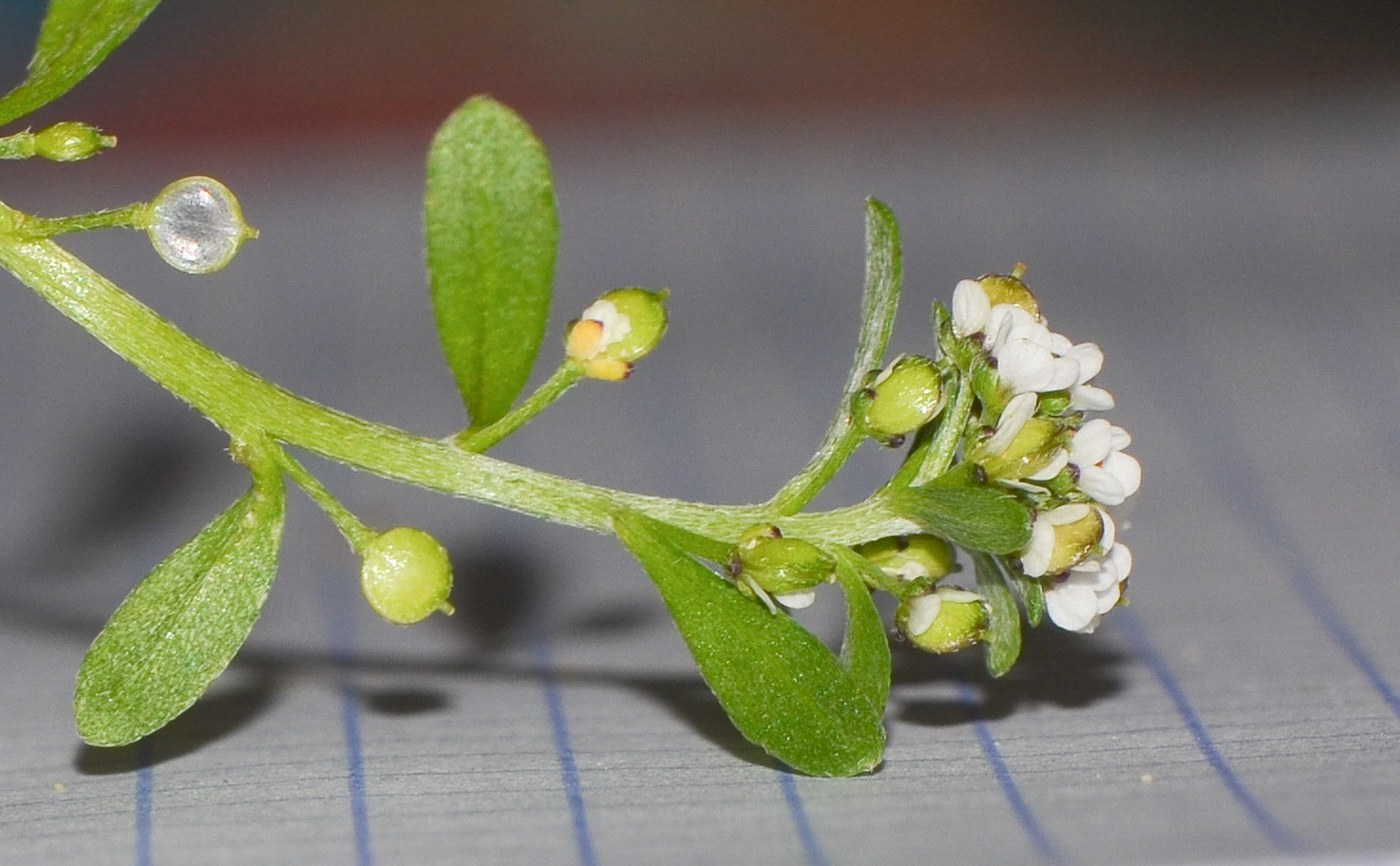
[
  {"x1": 732, "y1": 524, "x2": 834, "y2": 609},
  {"x1": 566, "y1": 288, "x2": 668, "y2": 380},
  {"x1": 855, "y1": 534, "x2": 957, "y2": 584},
  {"x1": 855, "y1": 354, "x2": 942, "y2": 446},
  {"x1": 977, "y1": 269, "x2": 1039, "y2": 318},
  {"x1": 1019, "y1": 504, "x2": 1105, "y2": 578},
  {"x1": 897, "y1": 588, "x2": 988, "y2": 653},
  {"x1": 359, "y1": 527, "x2": 456, "y2": 625},
  {"x1": 32, "y1": 122, "x2": 116, "y2": 161}
]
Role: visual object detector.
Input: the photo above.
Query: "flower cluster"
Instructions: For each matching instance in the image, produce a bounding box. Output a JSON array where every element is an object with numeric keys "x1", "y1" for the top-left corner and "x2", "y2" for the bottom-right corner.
[{"x1": 951, "y1": 272, "x2": 1140, "y2": 634}]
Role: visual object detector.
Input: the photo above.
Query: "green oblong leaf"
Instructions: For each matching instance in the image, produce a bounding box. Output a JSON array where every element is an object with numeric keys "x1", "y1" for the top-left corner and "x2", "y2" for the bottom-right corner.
[
  {"x1": 0, "y1": 0, "x2": 164, "y2": 128},
  {"x1": 615, "y1": 512, "x2": 884, "y2": 777},
  {"x1": 75, "y1": 464, "x2": 285, "y2": 746},
  {"x1": 426, "y1": 96, "x2": 558, "y2": 428},
  {"x1": 832, "y1": 547, "x2": 892, "y2": 715},
  {"x1": 974, "y1": 553, "x2": 1022, "y2": 677},
  {"x1": 885, "y1": 483, "x2": 1032, "y2": 554}
]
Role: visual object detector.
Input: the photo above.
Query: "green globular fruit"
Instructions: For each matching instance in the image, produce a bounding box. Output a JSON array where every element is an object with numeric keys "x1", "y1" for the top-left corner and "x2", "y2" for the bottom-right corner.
[
  {"x1": 855, "y1": 534, "x2": 957, "y2": 584},
  {"x1": 897, "y1": 591, "x2": 988, "y2": 654},
  {"x1": 359, "y1": 527, "x2": 455, "y2": 625},
  {"x1": 33, "y1": 122, "x2": 116, "y2": 161},
  {"x1": 734, "y1": 527, "x2": 834, "y2": 596},
  {"x1": 857, "y1": 354, "x2": 942, "y2": 445}
]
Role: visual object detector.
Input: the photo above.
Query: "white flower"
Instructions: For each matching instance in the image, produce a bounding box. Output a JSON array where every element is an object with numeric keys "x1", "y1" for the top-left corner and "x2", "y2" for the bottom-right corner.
[
  {"x1": 983, "y1": 391, "x2": 1038, "y2": 457},
  {"x1": 1044, "y1": 543, "x2": 1132, "y2": 633},
  {"x1": 1069, "y1": 418, "x2": 1141, "y2": 506}
]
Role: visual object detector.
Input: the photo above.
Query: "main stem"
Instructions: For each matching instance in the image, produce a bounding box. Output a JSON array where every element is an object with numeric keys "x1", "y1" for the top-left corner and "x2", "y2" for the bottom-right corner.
[{"x1": 0, "y1": 222, "x2": 919, "y2": 546}]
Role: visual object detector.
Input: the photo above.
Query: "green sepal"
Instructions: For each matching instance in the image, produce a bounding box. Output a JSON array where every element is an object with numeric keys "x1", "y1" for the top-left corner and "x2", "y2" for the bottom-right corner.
[
  {"x1": 885, "y1": 480, "x2": 1032, "y2": 555},
  {"x1": 973, "y1": 553, "x2": 1022, "y2": 677},
  {"x1": 1007, "y1": 565, "x2": 1046, "y2": 627},
  {"x1": 426, "y1": 96, "x2": 559, "y2": 428},
  {"x1": 74, "y1": 455, "x2": 286, "y2": 746},
  {"x1": 0, "y1": 0, "x2": 164, "y2": 128},
  {"x1": 614, "y1": 512, "x2": 885, "y2": 777}
]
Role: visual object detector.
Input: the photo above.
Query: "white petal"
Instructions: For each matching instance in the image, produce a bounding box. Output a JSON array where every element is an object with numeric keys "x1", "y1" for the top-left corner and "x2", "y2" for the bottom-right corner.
[
  {"x1": 1020, "y1": 519, "x2": 1056, "y2": 577},
  {"x1": 1095, "y1": 581, "x2": 1122, "y2": 614},
  {"x1": 1077, "y1": 464, "x2": 1128, "y2": 506},
  {"x1": 1102, "y1": 451, "x2": 1142, "y2": 499},
  {"x1": 579, "y1": 299, "x2": 632, "y2": 349},
  {"x1": 1026, "y1": 448, "x2": 1069, "y2": 481},
  {"x1": 1066, "y1": 342, "x2": 1104, "y2": 383},
  {"x1": 985, "y1": 392, "x2": 1037, "y2": 456},
  {"x1": 1109, "y1": 543, "x2": 1133, "y2": 581},
  {"x1": 1069, "y1": 384, "x2": 1116, "y2": 411},
  {"x1": 1070, "y1": 418, "x2": 1114, "y2": 466},
  {"x1": 1044, "y1": 356, "x2": 1082, "y2": 392},
  {"x1": 1046, "y1": 330, "x2": 1074, "y2": 355},
  {"x1": 1046, "y1": 503, "x2": 1091, "y2": 525},
  {"x1": 1096, "y1": 507, "x2": 1116, "y2": 551},
  {"x1": 775, "y1": 590, "x2": 817, "y2": 609},
  {"x1": 1044, "y1": 581, "x2": 1101, "y2": 632},
  {"x1": 1109, "y1": 424, "x2": 1133, "y2": 451},
  {"x1": 997, "y1": 339, "x2": 1057, "y2": 393},
  {"x1": 952, "y1": 280, "x2": 991, "y2": 337},
  {"x1": 904, "y1": 594, "x2": 942, "y2": 636}
]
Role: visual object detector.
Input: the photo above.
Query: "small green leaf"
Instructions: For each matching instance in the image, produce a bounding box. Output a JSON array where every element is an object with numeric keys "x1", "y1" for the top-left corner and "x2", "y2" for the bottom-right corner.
[
  {"x1": 974, "y1": 553, "x2": 1022, "y2": 677},
  {"x1": 75, "y1": 463, "x2": 285, "y2": 746},
  {"x1": 1007, "y1": 565, "x2": 1045, "y2": 627},
  {"x1": 0, "y1": 0, "x2": 164, "y2": 128},
  {"x1": 426, "y1": 96, "x2": 559, "y2": 428},
  {"x1": 615, "y1": 512, "x2": 884, "y2": 777},
  {"x1": 885, "y1": 483, "x2": 1032, "y2": 554},
  {"x1": 832, "y1": 547, "x2": 892, "y2": 714}
]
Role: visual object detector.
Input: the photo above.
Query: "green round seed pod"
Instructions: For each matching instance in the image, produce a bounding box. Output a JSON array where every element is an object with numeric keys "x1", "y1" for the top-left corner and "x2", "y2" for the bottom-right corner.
[
  {"x1": 32, "y1": 122, "x2": 116, "y2": 161},
  {"x1": 857, "y1": 354, "x2": 942, "y2": 445},
  {"x1": 359, "y1": 527, "x2": 455, "y2": 625}
]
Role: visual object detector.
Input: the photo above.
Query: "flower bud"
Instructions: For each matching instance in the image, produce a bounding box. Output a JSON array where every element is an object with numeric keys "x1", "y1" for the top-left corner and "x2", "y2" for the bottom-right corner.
[
  {"x1": 732, "y1": 524, "x2": 833, "y2": 609},
  {"x1": 977, "y1": 269, "x2": 1039, "y2": 318},
  {"x1": 855, "y1": 534, "x2": 956, "y2": 584},
  {"x1": 359, "y1": 527, "x2": 456, "y2": 625},
  {"x1": 32, "y1": 122, "x2": 117, "y2": 161},
  {"x1": 144, "y1": 176, "x2": 258, "y2": 274},
  {"x1": 855, "y1": 354, "x2": 942, "y2": 446},
  {"x1": 565, "y1": 288, "x2": 668, "y2": 380},
  {"x1": 980, "y1": 415, "x2": 1065, "y2": 482},
  {"x1": 1019, "y1": 504, "x2": 1105, "y2": 578},
  {"x1": 897, "y1": 588, "x2": 988, "y2": 654}
]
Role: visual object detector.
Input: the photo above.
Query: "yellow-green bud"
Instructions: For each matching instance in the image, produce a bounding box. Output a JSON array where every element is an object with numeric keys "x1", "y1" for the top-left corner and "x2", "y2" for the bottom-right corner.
[
  {"x1": 977, "y1": 269, "x2": 1039, "y2": 318},
  {"x1": 144, "y1": 176, "x2": 258, "y2": 274},
  {"x1": 897, "y1": 589, "x2": 988, "y2": 653},
  {"x1": 359, "y1": 527, "x2": 456, "y2": 625},
  {"x1": 1044, "y1": 506, "x2": 1103, "y2": 575},
  {"x1": 855, "y1": 534, "x2": 957, "y2": 583},
  {"x1": 730, "y1": 525, "x2": 833, "y2": 609},
  {"x1": 856, "y1": 354, "x2": 942, "y2": 446},
  {"x1": 33, "y1": 122, "x2": 116, "y2": 161},
  {"x1": 980, "y1": 416, "x2": 1064, "y2": 481},
  {"x1": 565, "y1": 288, "x2": 669, "y2": 380}
]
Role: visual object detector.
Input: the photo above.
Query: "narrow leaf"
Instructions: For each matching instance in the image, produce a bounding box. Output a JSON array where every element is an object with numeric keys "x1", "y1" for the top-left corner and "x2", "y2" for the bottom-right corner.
[
  {"x1": 774, "y1": 198, "x2": 901, "y2": 512},
  {"x1": 615, "y1": 512, "x2": 884, "y2": 777},
  {"x1": 426, "y1": 96, "x2": 558, "y2": 427},
  {"x1": 1008, "y1": 565, "x2": 1045, "y2": 627},
  {"x1": 886, "y1": 483, "x2": 1032, "y2": 554},
  {"x1": 974, "y1": 553, "x2": 1022, "y2": 677},
  {"x1": 75, "y1": 467, "x2": 285, "y2": 746},
  {"x1": 0, "y1": 0, "x2": 163, "y2": 128},
  {"x1": 832, "y1": 547, "x2": 892, "y2": 715}
]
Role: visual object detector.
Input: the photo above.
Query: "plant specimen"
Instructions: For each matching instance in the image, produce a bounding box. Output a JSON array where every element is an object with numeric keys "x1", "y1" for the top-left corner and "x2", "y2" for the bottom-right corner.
[{"x1": 0, "y1": 1, "x2": 1140, "y2": 777}]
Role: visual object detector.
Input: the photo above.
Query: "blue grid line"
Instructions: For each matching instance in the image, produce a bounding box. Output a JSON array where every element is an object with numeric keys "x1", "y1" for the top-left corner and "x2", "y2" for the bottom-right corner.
[
  {"x1": 1115, "y1": 609, "x2": 1302, "y2": 853},
  {"x1": 957, "y1": 682, "x2": 1065, "y2": 864},
  {"x1": 533, "y1": 632, "x2": 598, "y2": 866},
  {"x1": 778, "y1": 771, "x2": 830, "y2": 866},
  {"x1": 321, "y1": 572, "x2": 374, "y2": 866},
  {"x1": 134, "y1": 740, "x2": 153, "y2": 866}
]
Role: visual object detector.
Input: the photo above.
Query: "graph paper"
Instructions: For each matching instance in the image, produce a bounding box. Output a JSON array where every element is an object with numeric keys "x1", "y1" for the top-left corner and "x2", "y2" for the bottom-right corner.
[{"x1": 3, "y1": 92, "x2": 1400, "y2": 865}]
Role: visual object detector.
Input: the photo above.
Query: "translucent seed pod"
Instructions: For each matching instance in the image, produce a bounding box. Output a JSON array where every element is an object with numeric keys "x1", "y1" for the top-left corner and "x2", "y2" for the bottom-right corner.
[
  {"x1": 359, "y1": 527, "x2": 456, "y2": 625},
  {"x1": 144, "y1": 176, "x2": 258, "y2": 274}
]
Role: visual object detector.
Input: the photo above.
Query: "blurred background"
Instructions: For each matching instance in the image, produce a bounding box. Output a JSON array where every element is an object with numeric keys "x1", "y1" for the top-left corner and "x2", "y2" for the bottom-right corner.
[{"x1": 4, "y1": 3, "x2": 1400, "y2": 864}]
